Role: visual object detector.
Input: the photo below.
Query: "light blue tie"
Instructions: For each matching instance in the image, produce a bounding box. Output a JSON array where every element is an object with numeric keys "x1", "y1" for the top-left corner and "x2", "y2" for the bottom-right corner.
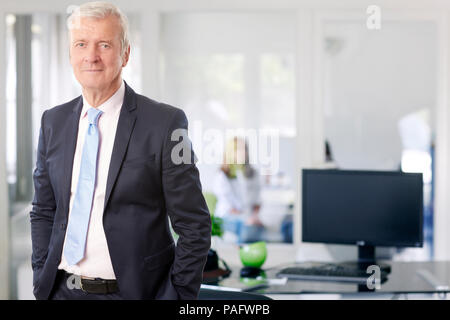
[{"x1": 64, "y1": 107, "x2": 103, "y2": 266}]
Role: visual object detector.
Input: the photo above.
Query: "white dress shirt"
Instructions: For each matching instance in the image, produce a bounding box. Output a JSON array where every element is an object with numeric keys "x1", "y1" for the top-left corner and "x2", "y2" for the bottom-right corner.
[{"x1": 58, "y1": 80, "x2": 125, "y2": 279}]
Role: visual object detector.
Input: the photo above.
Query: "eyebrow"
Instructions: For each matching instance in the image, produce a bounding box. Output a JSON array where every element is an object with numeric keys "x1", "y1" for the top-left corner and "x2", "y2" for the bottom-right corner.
[{"x1": 72, "y1": 39, "x2": 114, "y2": 44}]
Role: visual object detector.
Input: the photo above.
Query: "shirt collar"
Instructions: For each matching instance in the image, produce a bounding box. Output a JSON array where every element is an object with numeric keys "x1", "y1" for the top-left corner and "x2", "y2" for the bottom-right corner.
[{"x1": 81, "y1": 80, "x2": 125, "y2": 119}]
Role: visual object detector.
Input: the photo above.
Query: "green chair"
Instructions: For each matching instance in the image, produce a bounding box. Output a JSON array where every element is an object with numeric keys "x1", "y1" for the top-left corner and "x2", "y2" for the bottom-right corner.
[
  {"x1": 203, "y1": 192, "x2": 223, "y2": 237},
  {"x1": 203, "y1": 191, "x2": 217, "y2": 216}
]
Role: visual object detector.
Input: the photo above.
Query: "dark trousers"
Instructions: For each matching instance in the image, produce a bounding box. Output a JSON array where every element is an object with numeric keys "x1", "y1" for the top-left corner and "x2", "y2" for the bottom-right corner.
[{"x1": 49, "y1": 270, "x2": 123, "y2": 300}]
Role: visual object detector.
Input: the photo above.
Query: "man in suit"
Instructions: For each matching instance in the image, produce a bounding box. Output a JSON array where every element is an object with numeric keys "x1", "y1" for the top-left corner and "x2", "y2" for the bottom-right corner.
[{"x1": 30, "y1": 2, "x2": 211, "y2": 300}]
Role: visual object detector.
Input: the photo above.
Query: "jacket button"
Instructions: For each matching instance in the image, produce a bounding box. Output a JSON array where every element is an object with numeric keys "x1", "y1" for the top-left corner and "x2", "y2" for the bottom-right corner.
[{"x1": 61, "y1": 223, "x2": 67, "y2": 230}]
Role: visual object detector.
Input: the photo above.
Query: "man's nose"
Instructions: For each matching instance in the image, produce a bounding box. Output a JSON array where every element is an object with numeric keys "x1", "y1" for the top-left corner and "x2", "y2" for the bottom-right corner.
[{"x1": 83, "y1": 45, "x2": 100, "y2": 63}]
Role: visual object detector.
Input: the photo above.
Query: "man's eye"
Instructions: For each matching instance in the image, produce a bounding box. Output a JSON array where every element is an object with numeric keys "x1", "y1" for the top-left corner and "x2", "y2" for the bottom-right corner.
[
  {"x1": 100, "y1": 44, "x2": 110, "y2": 48},
  {"x1": 75, "y1": 43, "x2": 85, "y2": 48}
]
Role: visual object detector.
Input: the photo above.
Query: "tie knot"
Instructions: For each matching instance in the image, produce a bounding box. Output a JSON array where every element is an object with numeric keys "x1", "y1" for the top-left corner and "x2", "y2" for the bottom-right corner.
[{"x1": 87, "y1": 108, "x2": 103, "y2": 126}]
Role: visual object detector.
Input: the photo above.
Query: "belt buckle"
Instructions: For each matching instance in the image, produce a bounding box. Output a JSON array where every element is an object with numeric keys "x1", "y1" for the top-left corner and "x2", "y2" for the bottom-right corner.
[{"x1": 78, "y1": 276, "x2": 85, "y2": 292}]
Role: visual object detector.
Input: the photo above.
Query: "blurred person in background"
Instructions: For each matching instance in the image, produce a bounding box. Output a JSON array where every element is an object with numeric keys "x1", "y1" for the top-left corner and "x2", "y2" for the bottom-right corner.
[{"x1": 213, "y1": 137, "x2": 264, "y2": 244}]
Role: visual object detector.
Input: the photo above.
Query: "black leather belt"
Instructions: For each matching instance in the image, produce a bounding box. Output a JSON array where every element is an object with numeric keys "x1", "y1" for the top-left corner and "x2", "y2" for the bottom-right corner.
[{"x1": 62, "y1": 271, "x2": 119, "y2": 294}]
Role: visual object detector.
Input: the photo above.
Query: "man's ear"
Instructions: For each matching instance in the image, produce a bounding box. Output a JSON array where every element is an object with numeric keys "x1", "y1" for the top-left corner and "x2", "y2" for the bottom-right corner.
[{"x1": 122, "y1": 45, "x2": 130, "y2": 67}]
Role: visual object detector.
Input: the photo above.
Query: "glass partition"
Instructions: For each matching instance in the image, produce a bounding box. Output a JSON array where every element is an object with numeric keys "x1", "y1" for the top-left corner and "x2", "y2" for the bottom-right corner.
[
  {"x1": 321, "y1": 20, "x2": 437, "y2": 260},
  {"x1": 161, "y1": 12, "x2": 297, "y2": 244}
]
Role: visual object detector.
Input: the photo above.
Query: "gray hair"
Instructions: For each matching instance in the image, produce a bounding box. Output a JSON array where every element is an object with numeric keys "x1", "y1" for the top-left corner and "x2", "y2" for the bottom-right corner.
[{"x1": 67, "y1": 1, "x2": 130, "y2": 57}]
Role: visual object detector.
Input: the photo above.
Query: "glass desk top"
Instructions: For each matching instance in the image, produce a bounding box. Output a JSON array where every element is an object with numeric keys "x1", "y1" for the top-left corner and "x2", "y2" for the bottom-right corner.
[{"x1": 211, "y1": 261, "x2": 450, "y2": 295}]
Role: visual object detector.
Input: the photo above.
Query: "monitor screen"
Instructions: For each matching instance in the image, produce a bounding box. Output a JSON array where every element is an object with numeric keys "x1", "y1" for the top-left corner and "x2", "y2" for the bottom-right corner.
[{"x1": 302, "y1": 169, "x2": 423, "y2": 248}]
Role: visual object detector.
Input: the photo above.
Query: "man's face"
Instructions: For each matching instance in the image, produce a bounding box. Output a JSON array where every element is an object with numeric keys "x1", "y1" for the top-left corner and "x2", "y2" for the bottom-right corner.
[{"x1": 69, "y1": 15, "x2": 129, "y2": 91}]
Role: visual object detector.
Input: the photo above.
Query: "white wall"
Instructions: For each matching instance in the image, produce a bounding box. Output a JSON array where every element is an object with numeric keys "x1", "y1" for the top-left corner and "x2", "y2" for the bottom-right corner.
[
  {"x1": 323, "y1": 20, "x2": 437, "y2": 170},
  {"x1": 162, "y1": 12, "x2": 296, "y2": 54}
]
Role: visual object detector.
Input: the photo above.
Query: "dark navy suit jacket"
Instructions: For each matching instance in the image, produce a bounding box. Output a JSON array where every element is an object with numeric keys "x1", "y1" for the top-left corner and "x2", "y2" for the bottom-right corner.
[{"x1": 30, "y1": 82, "x2": 211, "y2": 300}]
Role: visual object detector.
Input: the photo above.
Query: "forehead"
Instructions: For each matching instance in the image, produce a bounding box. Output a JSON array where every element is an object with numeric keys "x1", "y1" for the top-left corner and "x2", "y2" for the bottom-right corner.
[{"x1": 70, "y1": 15, "x2": 121, "y2": 41}]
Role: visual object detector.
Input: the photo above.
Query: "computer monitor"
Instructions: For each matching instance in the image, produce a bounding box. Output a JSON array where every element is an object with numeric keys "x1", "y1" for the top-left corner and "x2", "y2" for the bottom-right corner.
[{"x1": 302, "y1": 169, "x2": 423, "y2": 264}]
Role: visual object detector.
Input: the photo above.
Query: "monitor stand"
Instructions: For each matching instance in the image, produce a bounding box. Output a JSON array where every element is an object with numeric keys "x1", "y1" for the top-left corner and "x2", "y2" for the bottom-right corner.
[
  {"x1": 335, "y1": 245, "x2": 391, "y2": 274},
  {"x1": 353, "y1": 245, "x2": 391, "y2": 274}
]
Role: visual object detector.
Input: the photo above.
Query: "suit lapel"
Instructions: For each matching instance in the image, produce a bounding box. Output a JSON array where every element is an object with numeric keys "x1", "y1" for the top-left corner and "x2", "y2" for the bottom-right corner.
[
  {"x1": 62, "y1": 96, "x2": 83, "y2": 217},
  {"x1": 104, "y1": 83, "x2": 137, "y2": 210}
]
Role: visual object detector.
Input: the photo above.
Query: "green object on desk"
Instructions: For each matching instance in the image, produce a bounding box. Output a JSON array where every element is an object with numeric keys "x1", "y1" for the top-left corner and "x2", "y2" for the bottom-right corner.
[{"x1": 239, "y1": 241, "x2": 267, "y2": 268}]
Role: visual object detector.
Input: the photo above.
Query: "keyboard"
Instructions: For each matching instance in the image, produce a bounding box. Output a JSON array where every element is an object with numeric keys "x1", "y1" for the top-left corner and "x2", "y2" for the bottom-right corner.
[{"x1": 276, "y1": 262, "x2": 389, "y2": 283}]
